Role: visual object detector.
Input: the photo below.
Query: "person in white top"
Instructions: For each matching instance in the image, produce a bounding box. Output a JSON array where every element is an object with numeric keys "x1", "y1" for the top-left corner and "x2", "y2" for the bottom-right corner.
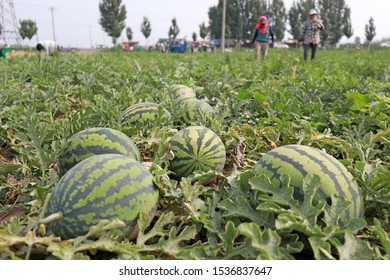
[{"x1": 36, "y1": 40, "x2": 57, "y2": 56}]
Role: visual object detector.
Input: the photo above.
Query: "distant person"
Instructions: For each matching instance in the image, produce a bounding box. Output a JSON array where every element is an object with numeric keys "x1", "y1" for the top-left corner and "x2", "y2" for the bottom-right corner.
[
  {"x1": 36, "y1": 40, "x2": 57, "y2": 56},
  {"x1": 252, "y1": 16, "x2": 274, "y2": 61},
  {"x1": 0, "y1": 40, "x2": 6, "y2": 58},
  {"x1": 301, "y1": 9, "x2": 324, "y2": 61}
]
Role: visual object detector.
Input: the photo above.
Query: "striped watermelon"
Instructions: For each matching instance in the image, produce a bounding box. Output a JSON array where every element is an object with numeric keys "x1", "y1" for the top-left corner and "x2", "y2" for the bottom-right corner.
[
  {"x1": 47, "y1": 154, "x2": 159, "y2": 239},
  {"x1": 172, "y1": 85, "x2": 197, "y2": 101},
  {"x1": 253, "y1": 145, "x2": 364, "y2": 220},
  {"x1": 58, "y1": 127, "x2": 140, "y2": 176},
  {"x1": 169, "y1": 126, "x2": 226, "y2": 179},
  {"x1": 121, "y1": 102, "x2": 171, "y2": 129},
  {"x1": 179, "y1": 98, "x2": 213, "y2": 123}
]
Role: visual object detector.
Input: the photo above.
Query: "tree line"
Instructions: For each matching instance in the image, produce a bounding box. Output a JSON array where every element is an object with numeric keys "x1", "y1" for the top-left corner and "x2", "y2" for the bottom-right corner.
[
  {"x1": 208, "y1": 0, "x2": 376, "y2": 47},
  {"x1": 4, "y1": 0, "x2": 377, "y2": 48},
  {"x1": 98, "y1": 0, "x2": 377, "y2": 48}
]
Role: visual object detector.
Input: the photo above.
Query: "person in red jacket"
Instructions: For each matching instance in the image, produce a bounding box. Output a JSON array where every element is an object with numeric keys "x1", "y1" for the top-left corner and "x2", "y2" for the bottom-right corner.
[{"x1": 252, "y1": 16, "x2": 274, "y2": 61}]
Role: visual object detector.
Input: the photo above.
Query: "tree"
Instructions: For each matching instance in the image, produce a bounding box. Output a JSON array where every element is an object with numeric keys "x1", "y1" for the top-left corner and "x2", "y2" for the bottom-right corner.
[
  {"x1": 208, "y1": 0, "x2": 267, "y2": 42},
  {"x1": 19, "y1": 19, "x2": 38, "y2": 46},
  {"x1": 0, "y1": 23, "x2": 2, "y2": 36},
  {"x1": 288, "y1": 1, "x2": 302, "y2": 42},
  {"x1": 168, "y1": 18, "x2": 180, "y2": 39},
  {"x1": 342, "y1": 6, "x2": 353, "y2": 41},
  {"x1": 99, "y1": 0, "x2": 127, "y2": 47},
  {"x1": 269, "y1": 0, "x2": 287, "y2": 41},
  {"x1": 365, "y1": 17, "x2": 376, "y2": 50},
  {"x1": 140, "y1": 16, "x2": 152, "y2": 41},
  {"x1": 192, "y1": 32, "x2": 197, "y2": 42},
  {"x1": 199, "y1": 22, "x2": 208, "y2": 41},
  {"x1": 126, "y1": 27, "x2": 133, "y2": 41},
  {"x1": 318, "y1": 0, "x2": 351, "y2": 47}
]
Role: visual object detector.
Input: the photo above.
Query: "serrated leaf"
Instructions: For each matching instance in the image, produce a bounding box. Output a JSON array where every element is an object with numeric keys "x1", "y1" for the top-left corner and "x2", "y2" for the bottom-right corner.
[
  {"x1": 220, "y1": 196, "x2": 275, "y2": 228},
  {"x1": 322, "y1": 194, "x2": 351, "y2": 226},
  {"x1": 136, "y1": 211, "x2": 176, "y2": 246},
  {"x1": 308, "y1": 236, "x2": 335, "y2": 260},
  {"x1": 251, "y1": 174, "x2": 326, "y2": 235},
  {"x1": 238, "y1": 222, "x2": 294, "y2": 260},
  {"x1": 331, "y1": 231, "x2": 381, "y2": 260},
  {"x1": 370, "y1": 218, "x2": 390, "y2": 255}
]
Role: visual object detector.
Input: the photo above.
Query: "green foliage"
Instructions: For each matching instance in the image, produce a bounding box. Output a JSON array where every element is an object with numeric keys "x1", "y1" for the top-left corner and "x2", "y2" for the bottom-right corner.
[
  {"x1": 0, "y1": 49, "x2": 389, "y2": 260},
  {"x1": 168, "y1": 18, "x2": 180, "y2": 39},
  {"x1": 19, "y1": 19, "x2": 38, "y2": 41},
  {"x1": 140, "y1": 17, "x2": 152, "y2": 40},
  {"x1": 98, "y1": 0, "x2": 127, "y2": 45}
]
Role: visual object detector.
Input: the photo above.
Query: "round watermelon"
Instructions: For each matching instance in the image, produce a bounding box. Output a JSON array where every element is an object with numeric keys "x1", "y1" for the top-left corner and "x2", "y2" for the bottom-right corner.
[
  {"x1": 179, "y1": 98, "x2": 213, "y2": 123},
  {"x1": 253, "y1": 145, "x2": 364, "y2": 220},
  {"x1": 169, "y1": 126, "x2": 226, "y2": 179},
  {"x1": 58, "y1": 127, "x2": 140, "y2": 176},
  {"x1": 47, "y1": 154, "x2": 159, "y2": 239},
  {"x1": 121, "y1": 102, "x2": 171, "y2": 128},
  {"x1": 172, "y1": 85, "x2": 197, "y2": 101}
]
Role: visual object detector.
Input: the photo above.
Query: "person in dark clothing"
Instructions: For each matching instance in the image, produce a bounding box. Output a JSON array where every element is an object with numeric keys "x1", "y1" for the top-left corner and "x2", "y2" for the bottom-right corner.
[{"x1": 301, "y1": 9, "x2": 324, "y2": 61}]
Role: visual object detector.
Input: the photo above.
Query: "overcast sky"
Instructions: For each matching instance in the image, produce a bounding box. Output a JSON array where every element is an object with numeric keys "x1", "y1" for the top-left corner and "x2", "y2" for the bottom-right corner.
[{"x1": 10, "y1": 0, "x2": 390, "y2": 48}]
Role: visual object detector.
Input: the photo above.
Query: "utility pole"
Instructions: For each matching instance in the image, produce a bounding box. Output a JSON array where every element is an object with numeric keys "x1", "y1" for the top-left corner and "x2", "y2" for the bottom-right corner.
[
  {"x1": 35, "y1": 18, "x2": 39, "y2": 44},
  {"x1": 0, "y1": 0, "x2": 22, "y2": 45},
  {"x1": 88, "y1": 25, "x2": 92, "y2": 49},
  {"x1": 49, "y1": 6, "x2": 56, "y2": 42},
  {"x1": 221, "y1": 0, "x2": 226, "y2": 52}
]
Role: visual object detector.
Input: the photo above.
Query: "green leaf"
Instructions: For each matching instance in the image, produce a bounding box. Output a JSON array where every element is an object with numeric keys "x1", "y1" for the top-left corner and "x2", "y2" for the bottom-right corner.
[
  {"x1": 370, "y1": 218, "x2": 390, "y2": 256},
  {"x1": 308, "y1": 236, "x2": 335, "y2": 260},
  {"x1": 251, "y1": 174, "x2": 326, "y2": 235},
  {"x1": 220, "y1": 196, "x2": 275, "y2": 228},
  {"x1": 346, "y1": 92, "x2": 371, "y2": 111},
  {"x1": 331, "y1": 231, "x2": 380, "y2": 260},
  {"x1": 238, "y1": 222, "x2": 294, "y2": 260}
]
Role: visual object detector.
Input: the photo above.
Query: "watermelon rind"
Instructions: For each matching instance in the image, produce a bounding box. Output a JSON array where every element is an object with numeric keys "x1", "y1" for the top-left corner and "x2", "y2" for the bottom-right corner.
[
  {"x1": 253, "y1": 144, "x2": 364, "y2": 221},
  {"x1": 169, "y1": 126, "x2": 226, "y2": 179},
  {"x1": 121, "y1": 102, "x2": 171, "y2": 129},
  {"x1": 58, "y1": 127, "x2": 140, "y2": 176},
  {"x1": 48, "y1": 154, "x2": 159, "y2": 239}
]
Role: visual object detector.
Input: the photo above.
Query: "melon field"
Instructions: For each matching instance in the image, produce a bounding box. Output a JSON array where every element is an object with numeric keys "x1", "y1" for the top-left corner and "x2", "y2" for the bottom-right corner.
[{"x1": 0, "y1": 48, "x2": 389, "y2": 260}]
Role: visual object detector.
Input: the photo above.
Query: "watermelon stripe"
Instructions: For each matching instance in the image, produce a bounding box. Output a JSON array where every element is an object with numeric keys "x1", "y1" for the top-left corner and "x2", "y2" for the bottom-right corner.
[
  {"x1": 66, "y1": 170, "x2": 152, "y2": 212},
  {"x1": 264, "y1": 150, "x2": 330, "y2": 202},
  {"x1": 59, "y1": 128, "x2": 140, "y2": 175},
  {"x1": 48, "y1": 154, "x2": 158, "y2": 239},
  {"x1": 59, "y1": 156, "x2": 138, "y2": 208},
  {"x1": 286, "y1": 145, "x2": 358, "y2": 217},
  {"x1": 254, "y1": 145, "x2": 364, "y2": 222},
  {"x1": 169, "y1": 126, "x2": 226, "y2": 179},
  {"x1": 290, "y1": 146, "x2": 362, "y2": 217}
]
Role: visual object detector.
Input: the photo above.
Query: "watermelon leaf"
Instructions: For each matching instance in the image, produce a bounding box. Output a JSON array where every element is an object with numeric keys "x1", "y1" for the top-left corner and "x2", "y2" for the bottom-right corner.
[
  {"x1": 238, "y1": 222, "x2": 295, "y2": 260},
  {"x1": 308, "y1": 236, "x2": 335, "y2": 260},
  {"x1": 330, "y1": 231, "x2": 381, "y2": 260},
  {"x1": 250, "y1": 173, "x2": 326, "y2": 235}
]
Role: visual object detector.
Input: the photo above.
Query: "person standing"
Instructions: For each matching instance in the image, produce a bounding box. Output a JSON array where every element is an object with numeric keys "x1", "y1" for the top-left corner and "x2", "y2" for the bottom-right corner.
[
  {"x1": 36, "y1": 40, "x2": 57, "y2": 56},
  {"x1": 0, "y1": 40, "x2": 6, "y2": 58},
  {"x1": 252, "y1": 16, "x2": 274, "y2": 61},
  {"x1": 301, "y1": 9, "x2": 324, "y2": 61}
]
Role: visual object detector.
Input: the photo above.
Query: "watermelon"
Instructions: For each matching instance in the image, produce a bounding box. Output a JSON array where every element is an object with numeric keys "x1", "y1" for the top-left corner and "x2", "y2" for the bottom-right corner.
[
  {"x1": 121, "y1": 102, "x2": 171, "y2": 128},
  {"x1": 253, "y1": 145, "x2": 364, "y2": 220},
  {"x1": 172, "y1": 84, "x2": 197, "y2": 101},
  {"x1": 47, "y1": 154, "x2": 159, "y2": 239},
  {"x1": 169, "y1": 126, "x2": 226, "y2": 179},
  {"x1": 58, "y1": 127, "x2": 140, "y2": 176},
  {"x1": 179, "y1": 98, "x2": 213, "y2": 123}
]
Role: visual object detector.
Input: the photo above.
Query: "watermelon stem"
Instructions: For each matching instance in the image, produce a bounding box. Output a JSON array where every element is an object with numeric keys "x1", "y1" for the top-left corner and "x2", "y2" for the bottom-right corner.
[{"x1": 39, "y1": 212, "x2": 63, "y2": 225}]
